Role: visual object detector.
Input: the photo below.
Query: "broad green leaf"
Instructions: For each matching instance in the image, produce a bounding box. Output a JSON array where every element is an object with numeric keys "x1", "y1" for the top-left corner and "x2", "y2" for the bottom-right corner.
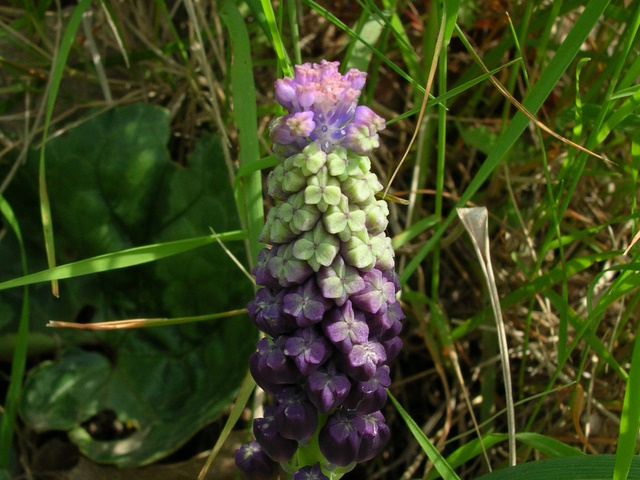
[{"x1": 2, "y1": 103, "x2": 257, "y2": 466}]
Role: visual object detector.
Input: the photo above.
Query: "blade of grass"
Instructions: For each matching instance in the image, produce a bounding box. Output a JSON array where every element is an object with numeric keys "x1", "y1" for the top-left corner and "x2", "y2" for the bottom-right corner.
[
  {"x1": 400, "y1": 0, "x2": 611, "y2": 285},
  {"x1": 303, "y1": 0, "x2": 430, "y2": 97},
  {"x1": 285, "y1": 0, "x2": 301, "y2": 65},
  {"x1": 39, "y1": 0, "x2": 94, "y2": 297},
  {"x1": 536, "y1": 0, "x2": 638, "y2": 270},
  {"x1": 0, "y1": 196, "x2": 29, "y2": 469},
  {"x1": 383, "y1": 0, "x2": 445, "y2": 199},
  {"x1": 477, "y1": 455, "x2": 640, "y2": 480},
  {"x1": 259, "y1": 0, "x2": 293, "y2": 77},
  {"x1": 426, "y1": 433, "x2": 583, "y2": 480},
  {"x1": 198, "y1": 372, "x2": 256, "y2": 480},
  {"x1": 0, "y1": 230, "x2": 246, "y2": 291},
  {"x1": 48, "y1": 308, "x2": 248, "y2": 330},
  {"x1": 220, "y1": 0, "x2": 264, "y2": 267},
  {"x1": 507, "y1": 10, "x2": 570, "y2": 364},
  {"x1": 342, "y1": 6, "x2": 386, "y2": 73},
  {"x1": 613, "y1": 284, "x2": 640, "y2": 478},
  {"x1": 388, "y1": 391, "x2": 461, "y2": 480},
  {"x1": 387, "y1": 58, "x2": 521, "y2": 126}
]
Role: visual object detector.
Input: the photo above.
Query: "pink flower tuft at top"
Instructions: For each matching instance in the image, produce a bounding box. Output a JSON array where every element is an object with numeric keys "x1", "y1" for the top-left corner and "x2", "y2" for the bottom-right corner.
[{"x1": 270, "y1": 60, "x2": 385, "y2": 157}]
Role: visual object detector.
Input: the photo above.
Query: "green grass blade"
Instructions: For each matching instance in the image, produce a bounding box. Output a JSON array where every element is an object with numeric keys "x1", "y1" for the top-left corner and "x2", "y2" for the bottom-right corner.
[
  {"x1": 0, "y1": 231, "x2": 246, "y2": 291},
  {"x1": 388, "y1": 58, "x2": 521, "y2": 126},
  {"x1": 342, "y1": 6, "x2": 385, "y2": 73},
  {"x1": 399, "y1": 0, "x2": 611, "y2": 286},
  {"x1": 303, "y1": 0, "x2": 428, "y2": 96},
  {"x1": 614, "y1": 277, "x2": 640, "y2": 480},
  {"x1": 388, "y1": 391, "x2": 461, "y2": 480},
  {"x1": 451, "y1": 251, "x2": 619, "y2": 339},
  {"x1": 258, "y1": 0, "x2": 293, "y2": 76},
  {"x1": 0, "y1": 196, "x2": 29, "y2": 469},
  {"x1": 443, "y1": 0, "x2": 460, "y2": 44},
  {"x1": 221, "y1": 0, "x2": 265, "y2": 267},
  {"x1": 48, "y1": 308, "x2": 248, "y2": 329},
  {"x1": 198, "y1": 372, "x2": 256, "y2": 480},
  {"x1": 39, "y1": 0, "x2": 94, "y2": 297},
  {"x1": 426, "y1": 433, "x2": 583, "y2": 480},
  {"x1": 476, "y1": 455, "x2": 640, "y2": 480}
]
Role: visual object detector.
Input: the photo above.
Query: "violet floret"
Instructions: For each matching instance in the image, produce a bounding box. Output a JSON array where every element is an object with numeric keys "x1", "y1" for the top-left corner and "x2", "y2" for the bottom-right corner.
[
  {"x1": 318, "y1": 410, "x2": 365, "y2": 467},
  {"x1": 343, "y1": 365, "x2": 391, "y2": 414},
  {"x1": 322, "y1": 301, "x2": 369, "y2": 353},
  {"x1": 235, "y1": 441, "x2": 275, "y2": 480},
  {"x1": 274, "y1": 386, "x2": 319, "y2": 442},
  {"x1": 291, "y1": 463, "x2": 329, "y2": 480},
  {"x1": 355, "y1": 411, "x2": 390, "y2": 463},
  {"x1": 282, "y1": 279, "x2": 332, "y2": 328},
  {"x1": 306, "y1": 361, "x2": 352, "y2": 413},
  {"x1": 249, "y1": 336, "x2": 302, "y2": 391},
  {"x1": 253, "y1": 406, "x2": 299, "y2": 462},
  {"x1": 317, "y1": 255, "x2": 365, "y2": 306},
  {"x1": 284, "y1": 326, "x2": 333, "y2": 375}
]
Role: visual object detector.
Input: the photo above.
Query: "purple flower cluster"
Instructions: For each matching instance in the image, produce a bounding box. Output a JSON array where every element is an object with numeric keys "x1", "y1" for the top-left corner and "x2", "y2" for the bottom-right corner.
[{"x1": 237, "y1": 61, "x2": 403, "y2": 480}]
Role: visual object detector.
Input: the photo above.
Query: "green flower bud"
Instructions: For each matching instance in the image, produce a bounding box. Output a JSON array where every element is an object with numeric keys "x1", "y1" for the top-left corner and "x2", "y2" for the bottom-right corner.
[
  {"x1": 364, "y1": 199, "x2": 389, "y2": 235},
  {"x1": 371, "y1": 233, "x2": 394, "y2": 270},
  {"x1": 341, "y1": 172, "x2": 374, "y2": 204},
  {"x1": 355, "y1": 153, "x2": 372, "y2": 174},
  {"x1": 327, "y1": 146, "x2": 348, "y2": 177},
  {"x1": 341, "y1": 229, "x2": 375, "y2": 270},
  {"x1": 267, "y1": 163, "x2": 288, "y2": 201},
  {"x1": 259, "y1": 208, "x2": 276, "y2": 243},
  {"x1": 294, "y1": 141, "x2": 327, "y2": 176},
  {"x1": 292, "y1": 222, "x2": 340, "y2": 271},
  {"x1": 305, "y1": 168, "x2": 342, "y2": 212},
  {"x1": 324, "y1": 195, "x2": 366, "y2": 242},
  {"x1": 337, "y1": 152, "x2": 364, "y2": 182},
  {"x1": 289, "y1": 191, "x2": 321, "y2": 233},
  {"x1": 269, "y1": 201, "x2": 297, "y2": 243},
  {"x1": 282, "y1": 156, "x2": 307, "y2": 193}
]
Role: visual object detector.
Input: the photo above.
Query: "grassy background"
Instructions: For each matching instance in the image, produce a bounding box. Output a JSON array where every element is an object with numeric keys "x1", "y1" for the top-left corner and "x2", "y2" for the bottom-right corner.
[{"x1": 1, "y1": 0, "x2": 639, "y2": 479}]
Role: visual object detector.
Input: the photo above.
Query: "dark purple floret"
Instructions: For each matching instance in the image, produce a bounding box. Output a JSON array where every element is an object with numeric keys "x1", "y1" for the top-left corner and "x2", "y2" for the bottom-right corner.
[
  {"x1": 318, "y1": 410, "x2": 365, "y2": 467},
  {"x1": 343, "y1": 365, "x2": 390, "y2": 414},
  {"x1": 274, "y1": 386, "x2": 319, "y2": 442},
  {"x1": 381, "y1": 268, "x2": 401, "y2": 291},
  {"x1": 350, "y1": 268, "x2": 396, "y2": 315},
  {"x1": 322, "y1": 301, "x2": 369, "y2": 353},
  {"x1": 369, "y1": 300, "x2": 404, "y2": 340},
  {"x1": 249, "y1": 336, "x2": 302, "y2": 392},
  {"x1": 356, "y1": 411, "x2": 390, "y2": 463},
  {"x1": 381, "y1": 336, "x2": 403, "y2": 364},
  {"x1": 291, "y1": 463, "x2": 329, "y2": 480},
  {"x1": 248, "y1": 288, "x2": 296, "y2": 336},
  {"x1": 284, "y1": 326, "x2": 333, "y2": 375},
  {"x1": 235, "y1": 441, "x2": 275, "y2": 480},
  {"x1": 306, "y1": 361, "x2": 352, "y2": 413},
  {"x1": 283, "y1": 279, "x2": 332, "y2": 328},
  {"x1": 343, "y1": 339, "x2": 387, "y2": 381},
  {"x1": 253, "y1": 406, "x2": 298, "y2": 462},
  {"x1": 252, "y1": 248, "x2": 280, "y2": 289}
]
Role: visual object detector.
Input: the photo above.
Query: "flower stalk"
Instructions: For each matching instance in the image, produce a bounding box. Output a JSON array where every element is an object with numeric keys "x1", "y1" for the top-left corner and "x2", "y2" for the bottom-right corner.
[{"x1": 236, "y1": 60, "x2": 403, "y2": 480}]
